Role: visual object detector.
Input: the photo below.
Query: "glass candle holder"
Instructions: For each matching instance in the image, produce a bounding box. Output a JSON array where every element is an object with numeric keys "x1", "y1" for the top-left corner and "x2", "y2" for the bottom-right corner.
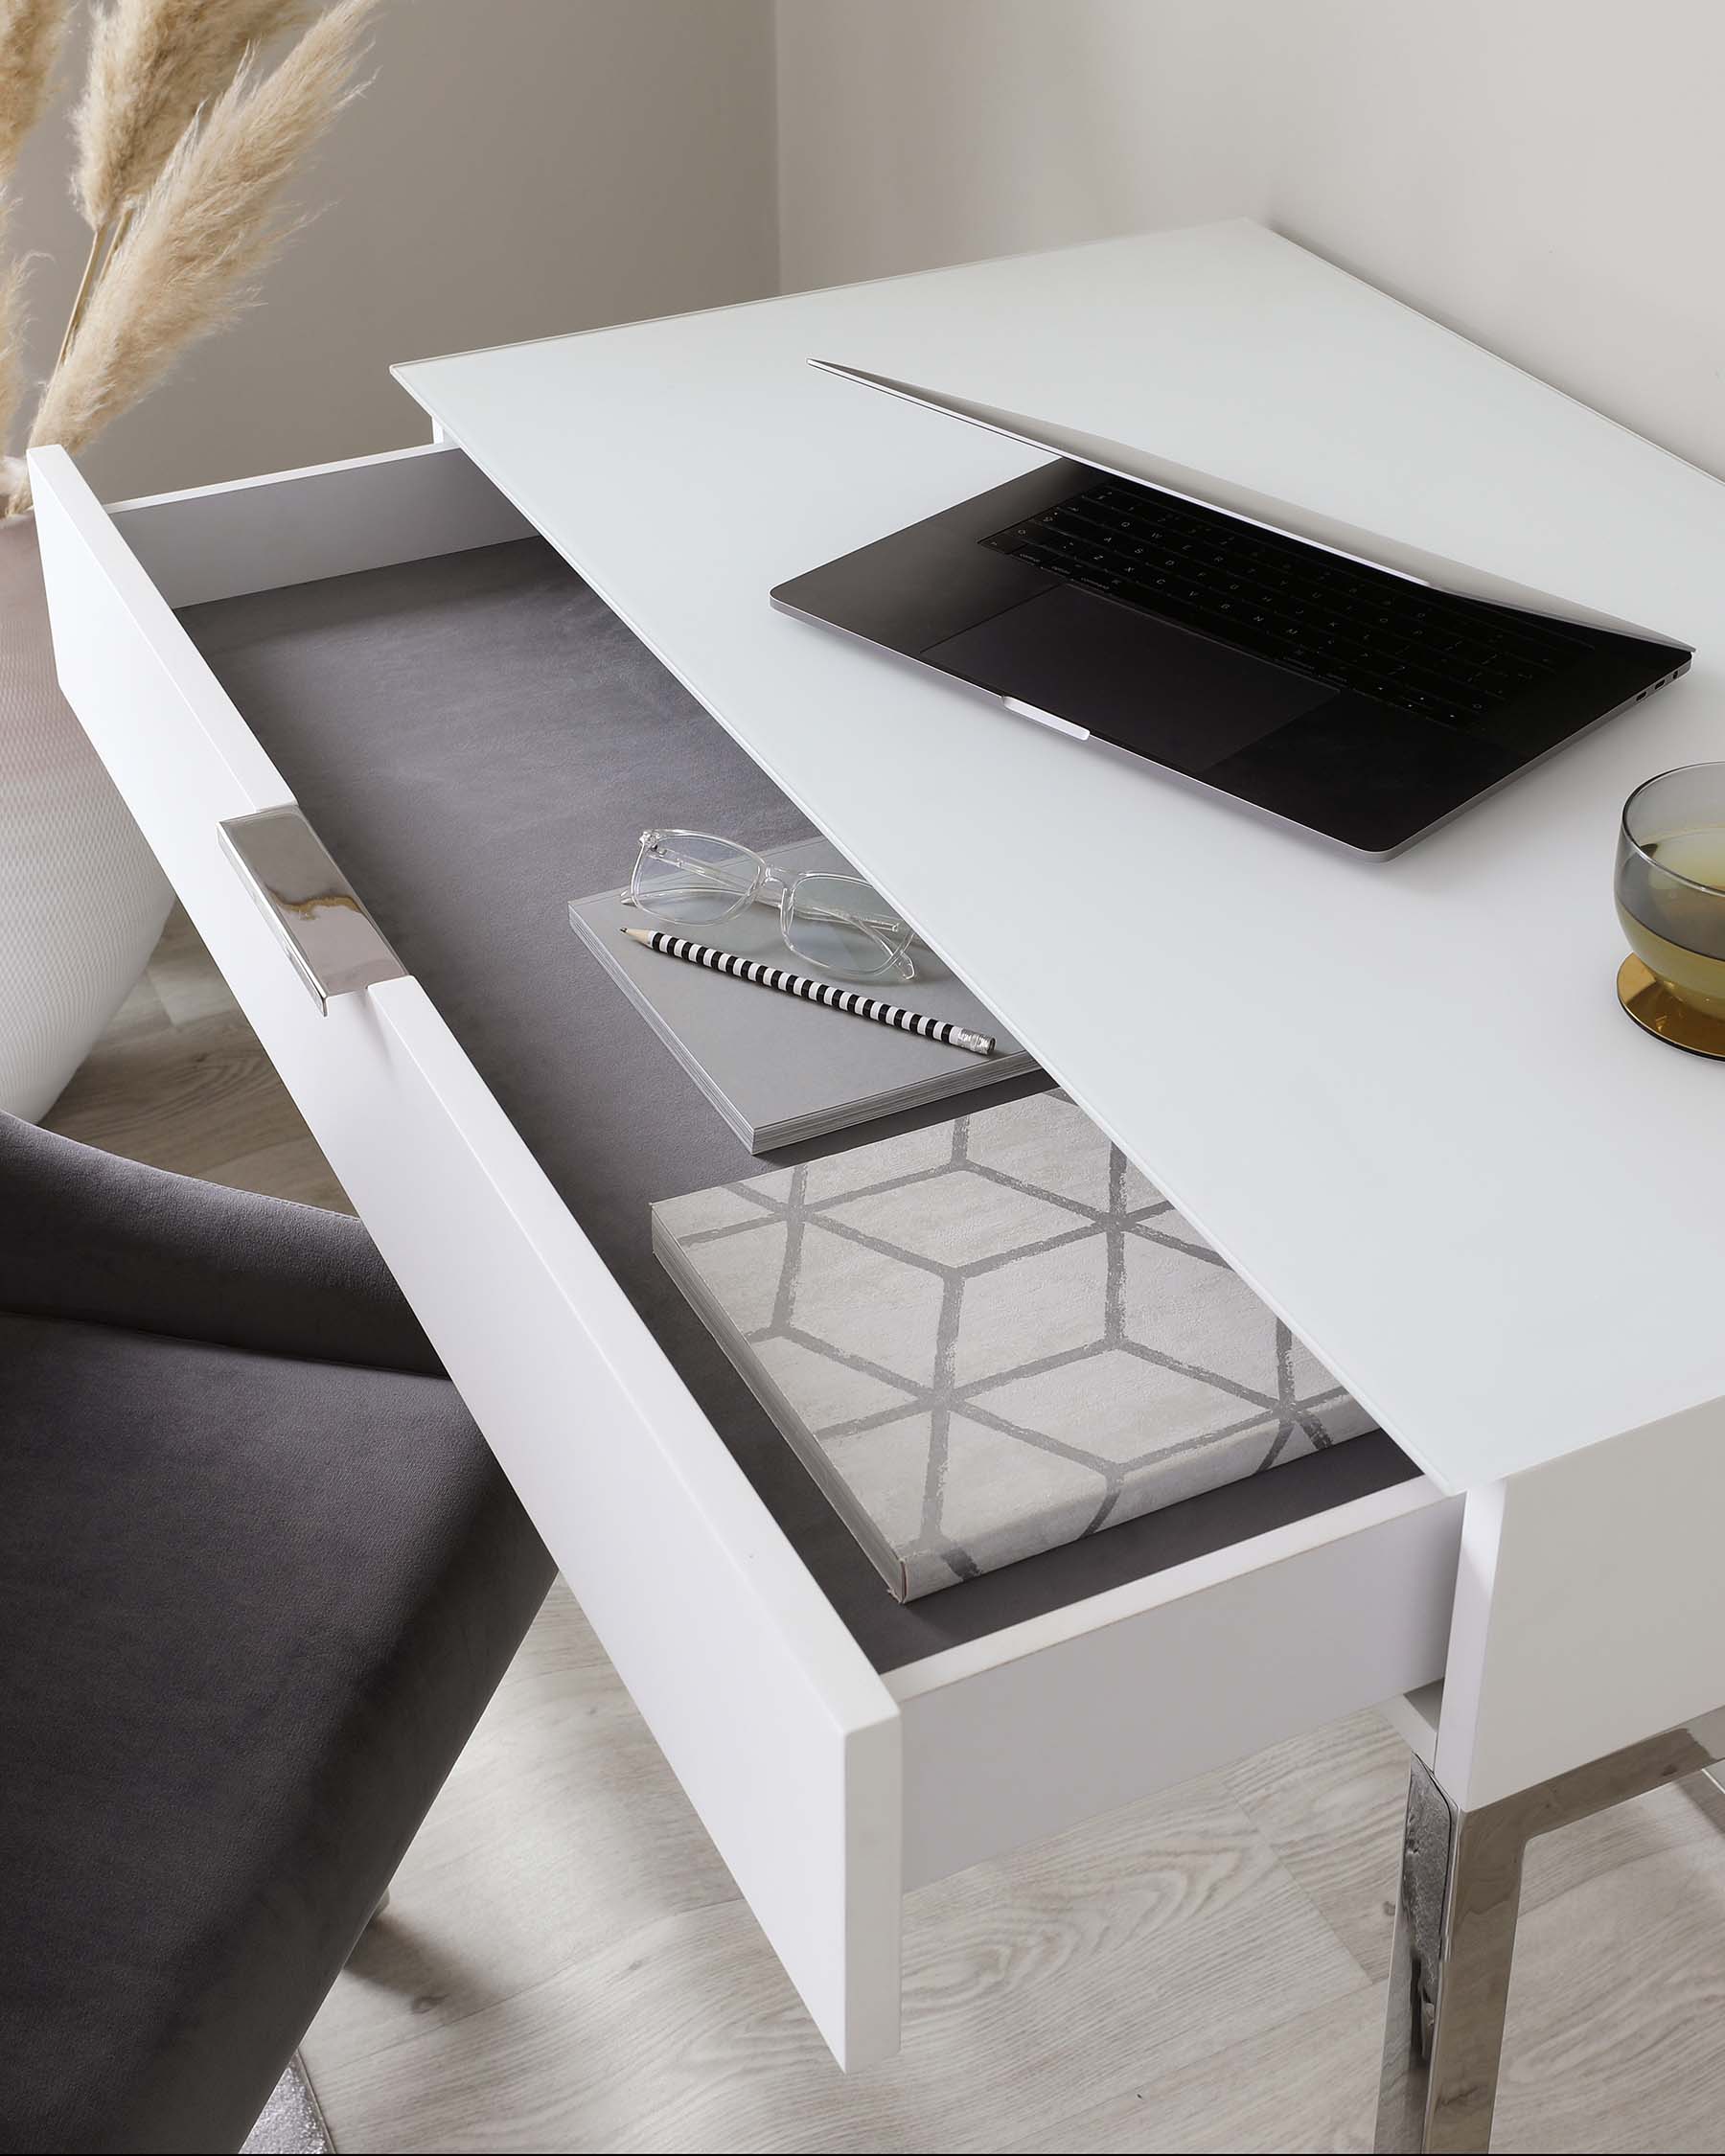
[{"x1": 1615, "y1": 764, "x2": 1725, "y2": 1057}]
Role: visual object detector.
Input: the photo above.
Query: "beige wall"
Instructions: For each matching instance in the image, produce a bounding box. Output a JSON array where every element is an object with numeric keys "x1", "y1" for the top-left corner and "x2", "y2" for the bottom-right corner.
[
  {"x1": 775, "y1": 0, "x2": 1725, "y2": 480},
  {"x1": 10, "y1": 0, "x2": 778, "y2": 499}
]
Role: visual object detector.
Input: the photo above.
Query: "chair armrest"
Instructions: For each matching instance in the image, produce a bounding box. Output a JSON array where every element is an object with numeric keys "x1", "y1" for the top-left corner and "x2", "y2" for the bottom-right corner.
[{"x1": 0, "y1": 1115, "x2": 443, "y2": 1376}]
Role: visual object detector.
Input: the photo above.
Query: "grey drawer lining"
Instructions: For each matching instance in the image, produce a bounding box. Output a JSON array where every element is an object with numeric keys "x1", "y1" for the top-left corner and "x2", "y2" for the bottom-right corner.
[{"x1": 178, "y1": 537, "x2": 1417, "y2": 1675}]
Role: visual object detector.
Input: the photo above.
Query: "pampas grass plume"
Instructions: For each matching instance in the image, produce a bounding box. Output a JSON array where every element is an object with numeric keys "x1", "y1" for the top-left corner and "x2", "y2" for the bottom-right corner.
[
  {"x1": 24, "y1": 0, "x2": 376, "y2": 490},
  {"x1": 74, "y1": 0, "x2": 310, "y2": 227},
  {"x1": 0, "y1": 0, "x2": 70, "y2": 181},
  {"x1": 0, "y1": 195, "x2": 25, "y2": 460}
]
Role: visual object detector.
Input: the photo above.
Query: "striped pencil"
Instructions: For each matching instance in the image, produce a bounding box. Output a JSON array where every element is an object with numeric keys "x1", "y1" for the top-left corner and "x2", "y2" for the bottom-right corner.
[{"x1": 621, "y1": 927, "x2": 995, "y2": 1057}]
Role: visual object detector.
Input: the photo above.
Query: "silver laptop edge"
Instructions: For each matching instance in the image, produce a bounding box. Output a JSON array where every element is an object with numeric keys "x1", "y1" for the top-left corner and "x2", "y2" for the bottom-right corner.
[{"x1": 809, "y1": 359, "x2": 1686, "y2": 650}]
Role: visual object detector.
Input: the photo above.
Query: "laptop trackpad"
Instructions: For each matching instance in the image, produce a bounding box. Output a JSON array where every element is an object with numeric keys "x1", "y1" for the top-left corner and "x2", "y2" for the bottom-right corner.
[{"x1": 922, "y1": 585, "x2": 1335, "y2": 774}]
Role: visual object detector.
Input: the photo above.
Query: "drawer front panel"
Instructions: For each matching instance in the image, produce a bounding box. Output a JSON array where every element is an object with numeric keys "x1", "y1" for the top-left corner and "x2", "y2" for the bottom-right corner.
[
  {"x1": 29, "y1": 442, "x2": 904, "y2": 2072},
  {"x1": 891, "y1": 1477, "x2": 1460, "y2": 1887}
]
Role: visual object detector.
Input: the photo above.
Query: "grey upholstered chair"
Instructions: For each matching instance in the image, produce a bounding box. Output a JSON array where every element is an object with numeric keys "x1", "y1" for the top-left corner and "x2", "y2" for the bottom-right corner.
[{"x1": 0, "y1": 1114, "x2": 556, "y2": 2153}]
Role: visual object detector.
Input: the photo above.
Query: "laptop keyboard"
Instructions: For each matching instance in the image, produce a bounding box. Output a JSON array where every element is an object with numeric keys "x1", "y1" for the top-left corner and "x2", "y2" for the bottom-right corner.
[{"x1": 981, "y1": 478, "x2": 1589, "y2": 725}]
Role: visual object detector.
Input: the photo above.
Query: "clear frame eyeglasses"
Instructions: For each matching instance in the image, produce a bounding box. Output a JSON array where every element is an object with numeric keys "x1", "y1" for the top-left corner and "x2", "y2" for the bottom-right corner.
[{"x1": 625, "y1": 829, "x2": 917, "y2": 982}]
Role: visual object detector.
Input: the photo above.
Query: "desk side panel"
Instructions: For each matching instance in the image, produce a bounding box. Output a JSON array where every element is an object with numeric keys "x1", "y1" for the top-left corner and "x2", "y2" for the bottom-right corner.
[{"x1": 1436, "y1": 1401, "x2": 1725, "y2": 1811}]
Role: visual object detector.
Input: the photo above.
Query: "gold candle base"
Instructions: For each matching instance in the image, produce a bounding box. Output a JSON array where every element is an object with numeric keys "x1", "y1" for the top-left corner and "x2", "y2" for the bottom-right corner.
[{"x1": 1617, "y1": 953, "x2": 1725, "y2": 1059}]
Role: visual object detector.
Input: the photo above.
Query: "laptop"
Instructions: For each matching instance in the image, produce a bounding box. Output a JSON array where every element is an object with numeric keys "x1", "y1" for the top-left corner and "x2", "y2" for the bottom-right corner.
[{"x1": 770, "y1": 363, "x2": 1692, "y2": 857}]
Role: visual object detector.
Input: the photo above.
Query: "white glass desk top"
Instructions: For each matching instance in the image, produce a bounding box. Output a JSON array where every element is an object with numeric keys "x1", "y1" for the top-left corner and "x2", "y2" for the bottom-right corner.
[{"x1": 395, "y1": 218, "x2": 1725, "y2": 1495}]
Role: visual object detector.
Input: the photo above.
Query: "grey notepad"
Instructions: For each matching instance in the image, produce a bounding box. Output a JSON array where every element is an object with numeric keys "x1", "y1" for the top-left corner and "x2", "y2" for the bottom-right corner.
[
  {"x1": 654, "y1": 1091, "x2": 1376, "y2": 1599},
  {"x1": 569, "y1": 838, "x2": 1036, "y2": 1152}
]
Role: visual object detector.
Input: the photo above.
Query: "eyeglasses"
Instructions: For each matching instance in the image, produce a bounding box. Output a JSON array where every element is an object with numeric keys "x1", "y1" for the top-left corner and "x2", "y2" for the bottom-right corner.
[{"x1": 625, "y1": 829, "x2": 916, "y2": 981}]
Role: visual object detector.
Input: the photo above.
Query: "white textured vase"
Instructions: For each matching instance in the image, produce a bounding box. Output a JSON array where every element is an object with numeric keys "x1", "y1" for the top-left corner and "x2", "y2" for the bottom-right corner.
[{"x1": 0, "y1": 515, "x2": 172, "y2": 1121}]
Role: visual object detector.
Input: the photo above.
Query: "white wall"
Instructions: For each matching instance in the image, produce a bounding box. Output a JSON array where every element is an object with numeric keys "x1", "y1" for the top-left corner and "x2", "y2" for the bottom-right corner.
[
  {"x1": 15, "y1": 1, "x2": 1719, "y2": 500},
  {"x1": 775, "y1": 0, "x2": 1725, "y2": 481},
  {"x1": 9, "y1": 0, "x2": 777, "y2": 499}
]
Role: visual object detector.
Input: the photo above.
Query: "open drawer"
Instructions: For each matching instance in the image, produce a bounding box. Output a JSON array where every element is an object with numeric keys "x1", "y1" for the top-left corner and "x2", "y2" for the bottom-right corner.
[{"x1": 30, "y1": 438, "x2": 1463, "y2": 2070}]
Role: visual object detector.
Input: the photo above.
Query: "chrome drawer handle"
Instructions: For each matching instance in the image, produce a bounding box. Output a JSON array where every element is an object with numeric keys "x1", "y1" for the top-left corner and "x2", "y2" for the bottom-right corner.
[{"x1": 218, "y1": 805, "x2": 405, "y2": 1015}]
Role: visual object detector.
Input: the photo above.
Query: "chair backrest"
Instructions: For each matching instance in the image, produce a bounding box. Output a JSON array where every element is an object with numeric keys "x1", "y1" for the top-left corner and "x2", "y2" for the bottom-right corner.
[{"x1": 0, "y1": 1114, "x2": 444, "y2": 1375}]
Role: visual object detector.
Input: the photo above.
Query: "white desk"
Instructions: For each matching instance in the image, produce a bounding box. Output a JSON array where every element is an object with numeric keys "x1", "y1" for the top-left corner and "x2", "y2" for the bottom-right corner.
[
  {"x1": 397, "y1": 218, "x2": 1725, "y2": 1499},
  {"x1": 398, "y1": 216, "x2": 1725, "y2": 1769},
  {"x1": 35, "y1": 221, "x2": 1725, "y2": 2152}
]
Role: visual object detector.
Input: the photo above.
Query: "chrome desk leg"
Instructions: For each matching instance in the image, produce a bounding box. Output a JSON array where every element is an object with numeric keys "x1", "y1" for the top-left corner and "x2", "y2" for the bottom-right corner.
[
  {"x1": 1374, "y1": 1714, "x2": 1725, "y2": 2154},
  {"x1": 1375, "y1": 1759, "x2": 1521, "y2": 2154}
]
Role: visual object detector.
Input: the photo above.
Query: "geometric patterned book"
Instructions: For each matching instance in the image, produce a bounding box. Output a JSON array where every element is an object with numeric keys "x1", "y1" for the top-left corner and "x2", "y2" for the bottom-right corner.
[{"x1": 652, "y1": 1091, "x2": 1375, "y2": 1599}]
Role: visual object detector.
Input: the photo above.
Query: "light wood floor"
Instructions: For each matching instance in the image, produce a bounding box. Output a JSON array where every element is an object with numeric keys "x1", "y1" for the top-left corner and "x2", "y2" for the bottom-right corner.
[{"x1": 48, "y1": 909, "x2": 1725, "y2": 2155}]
